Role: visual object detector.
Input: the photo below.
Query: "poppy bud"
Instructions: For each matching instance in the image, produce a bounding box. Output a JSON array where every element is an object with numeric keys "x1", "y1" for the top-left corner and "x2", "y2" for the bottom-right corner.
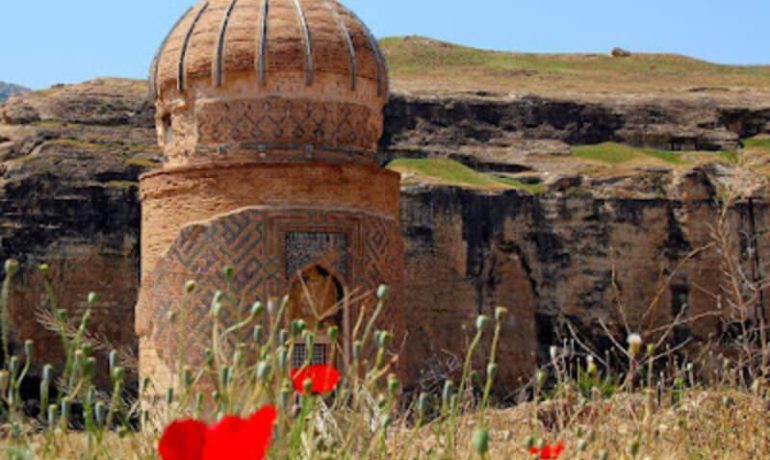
[
  {"x1": 4, "y1": 259, "x2": 19, "y2": 278},
  {"x1": 291, "y1": 319, "x2": 306, "y2": 337},
  {"x1": 472, "y1": 428, "x2": 490, "y2": 456},
  {"x1": 549, "y1": 346, "x2": 559, "y2": 360},
  {"x1": 586, "y1": 356, "x2": 598, "y2": 376},
  {"x1": 475, "y1": 315, "x2": 490, "y2": 332},
  {"x1": 220, "y1": 367, "x2": 231, "y2": 387},
  {"x1": 279, "y1": 329, "x2": 289, "y2": 345},
  {"x1": 377, "y1": 284, "x2": 390, "y2": 301},
  {"x1": 327, "y1": 325, "x2": 339, "y2": 343},
  {"x1": 303, "y1": 378, "x2": 313, "y2": 395},
  {"x1": 141, "y1": 376, "x2": 150, "y2": 393},
  {"x1": 376, "y1": 331, "x2": 392, "y2": 349},
  {"x1": 205, "y1": 349, "x2": 214, "y2": 367},
  {"x1": 42, "y1": 364, "x2": 53, "y2": 386},
  {"x1": 167, "y1": 310, "x2": 177, "y2": 323},
  {"x1": 81, "y1": 310, "x2": 91, "y2": 329},
  {"x1": 112, "y1": 366, "x2": 126, "y2": 383},
  {"x1": 304, "y1": 331, "x2": 315, "y2": 355},
  {"x1": 109, "y1": 350, "x2": 119, "y2": 372},
  {"x1": 627, "y1": 333, "x2": 643, "y2": 359},
  {"x1": 251, "y1": 301, "x2": 264, "y2": 318},
  {"x1": 165, "y1": 388, "x2": 174, "y2": 405},
  {"x1": 256, "y1": 361, "x2": 271, "y2": 381},
  {"x1": 277, "y1": 346, "x2": 288, "y2": 373},
  {"x1": 84, "y1": 357, "x2": 97, "y2": 379},
  {"x1": 61, "y1": 398, "x2": 72, "y2": 424},
  {"x1": 95, "y1": 402, "x2": 107, "y2": 427},
  {"x1": 387, "y1": 374, "x2": 400, "y2": 396},
  {"x1": 598, "y1": 449, "x2": 609, "y2": 460},
  {"x1": 233, "y1": 347, "x2": 244, "y2": 366},
  {"x1": 55, "y1": 309, "x2": 67, "y2": 322},
  {"x1": 487, "y1": 363, "x2": 499, "y2": 380},
  {"x1": 47, "y1": 404, "x2": 57, "y2": 427},
  {"x1": 535, "y1": 370, "x2": 546, "y2": 388},
  {"x1": 9, "y1": 356, "x2": 20, "y2": 376},
  {"x1": 184, "y1": 280, "x2": 197, "y2": 294},
  {"x1": 24, "y1": 339, "x2": 34, "y2": 359},
  {"x1": 87, "y1": 292, "x2": 97, "y2": 306},
  {"x1": 470, "y1": 370, "x2": 482, "y2": 389},
  {"x1": 182, "y1": 366, "x2": 193, "y2": 387},
  {"x1": 211, "y1": 302, "x2": 223, "y2": 318},
  {"x1": 577, "y1": 439, "x2": 588, "y2": 452},
  {"x1": 442, "y1": 380, "x2": 454, "y2": 406},
  {"x1": 223, "y1": 266, "x2": 234, "y2": 280},
  {"x1": 267, "y1": 297, "x2": 279, "y2": 316},
  {"x1": 39, "y1": 263, "x2": 50, "y2": 277},
  {"x1": 280, "y1": 382, "x2": 292, "y2": 409},
  {"x1": 352, "y1": 341, "x2": 362, "y2": 361},
  {"x1": 253, "y1": 325, "x2": 263, "y2": 344}
]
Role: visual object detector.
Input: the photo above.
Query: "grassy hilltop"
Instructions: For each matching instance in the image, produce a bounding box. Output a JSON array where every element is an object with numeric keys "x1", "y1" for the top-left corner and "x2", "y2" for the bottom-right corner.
[{"x1": 382, "y1": 36, "x2": 770, "y2": 97}]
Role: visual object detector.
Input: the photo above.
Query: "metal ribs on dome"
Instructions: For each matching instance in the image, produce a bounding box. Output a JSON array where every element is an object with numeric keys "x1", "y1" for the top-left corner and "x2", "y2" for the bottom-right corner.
[
  {"x1": 325, "y1": 0, "x2": 357, "y2": 91},
  {"x1": 178, "y1": 2, "x2": 210, "y2": 92},
  {"x1": 214, "y1": 0, "x2": 239, "y2": 87},
  {"x1": 149, "y1": 0, "x2": 387, "y2": 99}
]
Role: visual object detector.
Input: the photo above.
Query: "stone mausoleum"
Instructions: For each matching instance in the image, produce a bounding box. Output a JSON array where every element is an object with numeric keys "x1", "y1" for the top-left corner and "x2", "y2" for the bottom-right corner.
[{"x1": 135, "y1": 0, "x2": 405, "y2": 386}]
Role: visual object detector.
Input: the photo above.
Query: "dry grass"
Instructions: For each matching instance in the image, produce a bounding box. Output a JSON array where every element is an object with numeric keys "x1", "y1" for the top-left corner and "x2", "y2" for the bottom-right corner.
[{"x1": 383, "y1": 36, "x2": 770, "y2": 99}]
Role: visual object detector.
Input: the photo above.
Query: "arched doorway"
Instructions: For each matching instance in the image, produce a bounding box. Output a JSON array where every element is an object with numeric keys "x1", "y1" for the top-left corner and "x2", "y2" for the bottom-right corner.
[{"x1": 286, "y1": 265, "x2": 345, "y2": 368}]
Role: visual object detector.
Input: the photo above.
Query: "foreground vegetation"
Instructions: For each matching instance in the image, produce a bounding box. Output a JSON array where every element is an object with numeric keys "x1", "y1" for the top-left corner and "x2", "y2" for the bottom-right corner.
[{"x1": 0, "y1": 254, "x2": 767, "y2": 459}]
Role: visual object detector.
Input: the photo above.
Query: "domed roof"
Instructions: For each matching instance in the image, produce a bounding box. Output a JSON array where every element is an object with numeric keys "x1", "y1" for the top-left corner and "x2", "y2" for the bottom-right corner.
[{"x1": 149, "y1": 0, "x2": 389, "y2": 167}]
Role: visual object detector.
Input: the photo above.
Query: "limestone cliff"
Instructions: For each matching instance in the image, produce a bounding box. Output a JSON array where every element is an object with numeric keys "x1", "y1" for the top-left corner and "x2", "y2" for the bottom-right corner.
[{"x1": 1, "y1": 77, "x2": 769, "y2": 393}]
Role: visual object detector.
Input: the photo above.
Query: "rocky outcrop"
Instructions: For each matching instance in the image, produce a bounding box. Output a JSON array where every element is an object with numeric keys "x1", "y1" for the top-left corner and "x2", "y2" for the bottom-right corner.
[
  {"x1": 1, "y1": 78, "x2": 769, "y2": 394},
  {"x1": 400, "y1": 176, "x2": 770, "y2": 394},
  {"x1": 383, "y1": 93, "x2": 770, "y2": 162},
  {"x1": 0, "y1": 82, "x2": 29, "y2": 104},
  {"x1": 0, "y1": 80, "x2": 160, "y2": 380}
]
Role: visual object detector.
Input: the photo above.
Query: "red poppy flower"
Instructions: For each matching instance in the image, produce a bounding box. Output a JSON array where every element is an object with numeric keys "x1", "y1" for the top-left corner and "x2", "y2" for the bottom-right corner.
[
  {"x1": 529, "y1": 442, "x2": 565, "y2": 459},
  {"x1": 290, "y1": 364, "x2": 340, "y2": 395},
  {"x1": 159, "y1": 405, "x2": 277, "y2": 460}
]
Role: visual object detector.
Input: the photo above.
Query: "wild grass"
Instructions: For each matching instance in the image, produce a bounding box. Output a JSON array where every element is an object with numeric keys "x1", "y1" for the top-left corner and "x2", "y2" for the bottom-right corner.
[
  {"x1": 744, "y1": 136, "x2": 770, "y2": 153},
  {"x1": 0, "y1": 181, "x2": 769, "y2": 458},
  {"x1": 572, "y1": 142, "x2": 688, "y2": 165},
  {"x1": 388, "y1": 158, "x2": 544, "y2": 193}
]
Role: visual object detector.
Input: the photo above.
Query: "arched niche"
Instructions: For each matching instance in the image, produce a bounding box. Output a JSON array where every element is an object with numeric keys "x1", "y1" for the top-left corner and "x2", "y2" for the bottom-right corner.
[{"x1": 286, "y1": 264, "x2": 346, "y2": 368}]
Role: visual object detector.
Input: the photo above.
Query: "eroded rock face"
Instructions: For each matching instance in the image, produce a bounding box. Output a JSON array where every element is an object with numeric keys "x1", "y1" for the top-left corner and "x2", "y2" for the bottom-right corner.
[
  {"x1": 383, "y1": 93, "x2": 770, "y2": 160},
  {"x1": 0, "y1": 78, "x2": 769, "y2": 394},
  {"x1": 400, "y1": 179, "x2": 770, "y2": 394},
  {"x1": 0, "y1": 80, "x2": 160, "y2": 382}
]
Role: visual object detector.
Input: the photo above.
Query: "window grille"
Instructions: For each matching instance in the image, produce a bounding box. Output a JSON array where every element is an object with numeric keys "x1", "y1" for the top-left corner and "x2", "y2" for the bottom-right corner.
[{"x1": 292, "y1": 343, "x2": 329, "y2": 368}]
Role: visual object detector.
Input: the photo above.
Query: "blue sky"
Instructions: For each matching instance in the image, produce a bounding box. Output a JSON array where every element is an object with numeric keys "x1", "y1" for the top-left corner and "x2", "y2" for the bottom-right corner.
[{"x1": 1, "y1": 0, "x2": 767, "y2": 89}]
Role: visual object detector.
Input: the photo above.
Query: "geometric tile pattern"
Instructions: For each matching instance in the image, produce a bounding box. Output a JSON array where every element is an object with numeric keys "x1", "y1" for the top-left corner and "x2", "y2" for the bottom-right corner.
[
  {"x1": 136, "y1": 207, "x2": 404, "y2": 368},
  {"x1": 197, "y1": 98, "x2": 380, "y2": 155}
]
